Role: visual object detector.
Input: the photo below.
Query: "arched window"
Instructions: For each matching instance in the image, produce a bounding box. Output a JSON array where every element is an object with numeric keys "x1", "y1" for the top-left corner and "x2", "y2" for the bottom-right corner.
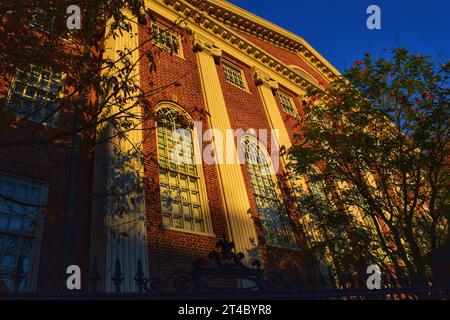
[
  {"x1": 289, "y1": 65, "x2": 320, "y2": 86},
  {"x1": 156, "y1": 104, "x2": 208, "y2": 233},
  {"x1": 242, "y1": 137, "x2": 296, "y2": 249}
]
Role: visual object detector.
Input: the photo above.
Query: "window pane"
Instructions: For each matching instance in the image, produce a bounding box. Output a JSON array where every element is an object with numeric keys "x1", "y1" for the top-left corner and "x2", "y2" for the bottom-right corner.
[
  {"x1": 159, "y1": 170, "x2": 168, "y2": 183},
  {"x1": 180, "y1": 190, "x2": 189, "y2": 202},
  {"x1": 192, "y1": 206, "x2": 201, "y2": 218},
  {"x1": 223, "y1": 62, "x2": 246, "y2": 90},
  {"x1": 171, "y1": 201, "x2": 181, "y2": 214},
  {"x1": 179, "y1": 176, "x2": 188, "y2": 188},
  {"x1": 160, "y1": 185, "x2": 169, "y2": 198},
  {"x1": 29, "y1": 187, "x2": 43, "y2": 205},
  {"x1": 279, "y1": 92, "x2": 298, "y2": 117},
  {"x1": 0, "y1": 213, "x2": 7, "y2": 230},
  {"x1": 182, "y1": 203, "x2": 191, "y2": 216},
  {"x1": 152, "y1": 23, "x2": 180, "y2": 54},
  {"x1": 2, "y1": 180, "x2": 15, "y2": 198},
  {"x1": 173, "y1": 216, "x2": 183, "y2": 229},
  {"x1": 162, "y1": 215, "x2": 171, "y2": 226},
  {"x1": 195, "y1": 220, "x2": 204, "y2": 233},
  {"x1": 191, "y1": 191, "x2": 200, "y2": 203},
  {"x1": 184, "y1": 219, "x2": 194, "y2": 231},
  {"x1": 15, "y1": 183, "x2": 28, "y2": 202}
]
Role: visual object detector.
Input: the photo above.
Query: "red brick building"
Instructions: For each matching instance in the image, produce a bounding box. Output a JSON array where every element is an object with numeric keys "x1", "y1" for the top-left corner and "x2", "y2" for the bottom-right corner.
[{"x1": 0, "y1": 0, "x2": 340, "y2": 294}]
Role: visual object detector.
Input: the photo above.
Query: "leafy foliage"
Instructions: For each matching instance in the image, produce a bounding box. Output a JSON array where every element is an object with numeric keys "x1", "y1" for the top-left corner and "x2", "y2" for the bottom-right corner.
[
  {"x1": 0, "y1": 1, "x2": 194, "y2": 253},
  {"x1": 288, "y1": 49, "x2": 449, "y2": 287}
]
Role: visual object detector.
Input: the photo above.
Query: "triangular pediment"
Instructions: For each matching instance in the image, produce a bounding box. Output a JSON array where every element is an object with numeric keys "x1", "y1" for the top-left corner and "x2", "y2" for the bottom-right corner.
[
  {"x1": 183, "y1": 0, "x2": 340, "y2": 78},
  {"x1": 154, "y1": 0, "x2": 339, "y2": 89}
]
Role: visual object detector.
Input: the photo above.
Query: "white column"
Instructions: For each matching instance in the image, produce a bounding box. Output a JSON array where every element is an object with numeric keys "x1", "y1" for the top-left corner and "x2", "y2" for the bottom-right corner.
[
  {"x1": 90, "y1": 11, "x2": 149, "y2": 293},
  {"x1": 194, "y1": 35, "x2": 259, "y2": 260},
  {"x1": 253, "y1": 67, "x2": 292, "y2": 151}
]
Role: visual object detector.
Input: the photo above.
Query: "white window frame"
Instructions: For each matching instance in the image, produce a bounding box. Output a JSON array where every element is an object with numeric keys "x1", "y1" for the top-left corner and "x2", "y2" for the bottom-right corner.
[
  {"x1": 151, "y1": 22, "x2": 184, "y2": 58},
  {"x1": 242, "y1": 136, "x2": 297, "y2": 250},
  {"x1": 222, "y1": 60, "x2": 249, "y2": 91},
  {"x1": 155, "y1": 103, "x2": 214, "y2": 236},
  {"x1": 7, "y1": 66, "x2": 65, "y2": 127},
  {"x1": 278, "y1": 91, "x2": 299, "y2": 117}
]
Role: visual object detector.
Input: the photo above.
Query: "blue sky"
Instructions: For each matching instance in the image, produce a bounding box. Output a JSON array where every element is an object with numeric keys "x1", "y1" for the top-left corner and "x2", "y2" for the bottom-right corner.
[{"x1": 228, "y1": 0, "x2": 450, "y2": 73}]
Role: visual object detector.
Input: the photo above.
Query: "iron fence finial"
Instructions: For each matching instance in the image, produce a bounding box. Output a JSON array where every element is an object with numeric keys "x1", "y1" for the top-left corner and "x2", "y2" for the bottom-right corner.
[
  {"x1": 134, "y1": 258, "x2": 147, "y2": 293},
  {"x1": 111, "y1": 258, "x2": 124, "y2": 293},
  {"x1": 90, "y1": 256, "x2": 101, "y2": 293}
]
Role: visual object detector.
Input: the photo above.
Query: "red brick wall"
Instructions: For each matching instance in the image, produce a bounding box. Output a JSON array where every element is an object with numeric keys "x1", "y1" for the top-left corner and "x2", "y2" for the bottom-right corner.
[
  {"x1": 136, "y1": 13, "x2": 320, "y2": 283},
  {"x1": 138, "y1": 17, "x2": 229, "y2": 280},
  {"x1": 218, "y1": 52, "x2": 310, "y2": 279},
  {"x1": 0, "y1": 131, "x2": 67, "y2": 292},
  {"x1": 0, "y1": 113, "x2": 94, "y2": 293},
  {"x1": 0, "y1": 9, "x2": 329, "y2": 292},
  {"x1": 0, "y1": 48, "x2": 95, "y2": 292}
]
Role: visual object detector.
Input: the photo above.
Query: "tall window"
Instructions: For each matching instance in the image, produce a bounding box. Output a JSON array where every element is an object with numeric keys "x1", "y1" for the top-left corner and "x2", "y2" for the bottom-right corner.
[
  {"x1": 8, "y1": 66, "x2": 64, "y2": 126},
  {"x1": 278, "y1": 91, "x2": 298, "y2": 117},
  {"x1": 242, "y1": 137, "x2": 296, "y2": 249},
  {"x1": 151, "y1": 22, "x2": 181, "y2": 55},
  {"x1": 223, "y1": 61, "x2": 247, "y2": 90},
  {"x1": 0, "y1": 175, "x2": 46, "y2": 292},
  {"x1": 156, "y1": 107, "x2": 206, "y2": 233}
]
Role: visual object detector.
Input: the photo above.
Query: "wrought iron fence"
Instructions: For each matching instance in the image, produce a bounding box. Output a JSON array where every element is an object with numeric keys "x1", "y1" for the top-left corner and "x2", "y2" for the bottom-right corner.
[{"x1": 1, "y1": 240, "x2": 449, "y2": 300}]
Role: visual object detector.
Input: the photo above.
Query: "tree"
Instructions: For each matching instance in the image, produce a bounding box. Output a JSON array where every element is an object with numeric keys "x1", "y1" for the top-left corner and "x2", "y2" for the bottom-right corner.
[
  {"x1": 0, "y1": 0, "x2": 200, "y2": 217},
  {"x1": 287, "y1": 49, "x2": 449, "y2": 287},
  {"x1": 0, "y1": 1, "x2": 199, "y2": 290}
]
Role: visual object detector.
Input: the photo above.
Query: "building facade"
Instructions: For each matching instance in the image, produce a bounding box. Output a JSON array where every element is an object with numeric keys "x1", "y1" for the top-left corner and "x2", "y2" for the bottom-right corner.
[{"x1": 0, "y1": 0, "x2": 341, "y2": 293}]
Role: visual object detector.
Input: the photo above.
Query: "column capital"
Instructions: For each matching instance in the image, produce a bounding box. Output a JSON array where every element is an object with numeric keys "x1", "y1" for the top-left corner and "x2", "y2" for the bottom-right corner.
[
  {"x1": 252, "y1": 67, "x2": 279, "y2": 94},
  {"x1": 193, "y1": 33, "x2": 222, "y2": 64}
]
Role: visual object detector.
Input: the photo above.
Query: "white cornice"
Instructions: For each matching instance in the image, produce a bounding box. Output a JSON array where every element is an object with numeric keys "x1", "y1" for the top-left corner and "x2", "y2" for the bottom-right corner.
[
  {"x1": 182, "y1": 0, "x2": 341, "y2": 79},
  {"x1": 156, "y1": 0, "x2": 326, "y2": 92}
]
